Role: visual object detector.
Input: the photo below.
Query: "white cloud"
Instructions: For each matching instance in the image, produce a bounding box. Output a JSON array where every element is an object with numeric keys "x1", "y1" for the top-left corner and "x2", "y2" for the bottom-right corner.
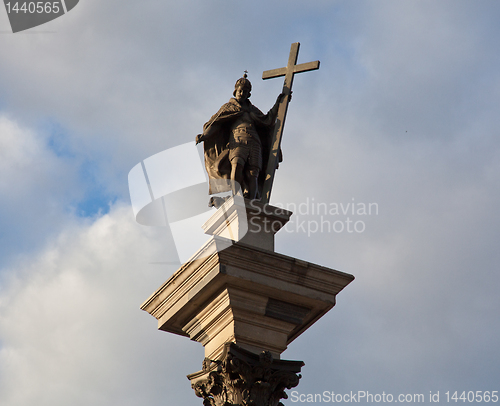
[
  {"x1": 0, "y1": 204, "x2": 201, "y2": 406},
  {"x1": 0, "y1": 116, "x2": 71, "y2": 196},
  {"x1": 0, "y1": 115, "x2": 81, "y2": 268}
]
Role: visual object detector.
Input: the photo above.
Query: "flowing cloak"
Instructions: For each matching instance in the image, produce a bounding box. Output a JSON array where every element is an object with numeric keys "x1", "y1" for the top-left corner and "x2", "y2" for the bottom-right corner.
[{"x1": 201, "y1": 97, "x2": 280, "y2": 197}]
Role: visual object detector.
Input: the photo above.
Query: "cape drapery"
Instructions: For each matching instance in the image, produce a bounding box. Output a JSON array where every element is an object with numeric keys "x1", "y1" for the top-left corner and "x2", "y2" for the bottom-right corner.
[{"x1": 201, "y1": 97, "x2": 280, "y2": 198}]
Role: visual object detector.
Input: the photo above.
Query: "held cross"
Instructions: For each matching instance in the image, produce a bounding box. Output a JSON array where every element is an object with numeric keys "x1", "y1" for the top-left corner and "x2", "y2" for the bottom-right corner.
[{"x1": 261, "y1": 42, "x2": 320, "y2": 204}]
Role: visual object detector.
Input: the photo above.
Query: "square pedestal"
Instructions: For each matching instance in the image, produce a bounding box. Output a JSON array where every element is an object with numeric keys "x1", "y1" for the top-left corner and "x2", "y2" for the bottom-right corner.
[{"x1": 141, "y1": 199, "x2": 354, "y2": 360}]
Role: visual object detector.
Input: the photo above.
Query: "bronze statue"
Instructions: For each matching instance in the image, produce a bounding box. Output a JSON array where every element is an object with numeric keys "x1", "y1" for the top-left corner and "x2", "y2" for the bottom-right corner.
[
  {"x1": 196, "y1": 73, "x2": 284, "y2": 205},
  {"x1": 196, "y1": 43, "x2": 320, "y2": 207}
]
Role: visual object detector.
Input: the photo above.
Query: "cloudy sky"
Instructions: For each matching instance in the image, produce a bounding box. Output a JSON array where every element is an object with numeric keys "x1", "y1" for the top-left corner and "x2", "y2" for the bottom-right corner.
[{"x1": 1, "y1": 1, "x2": 499, "y2": 405}]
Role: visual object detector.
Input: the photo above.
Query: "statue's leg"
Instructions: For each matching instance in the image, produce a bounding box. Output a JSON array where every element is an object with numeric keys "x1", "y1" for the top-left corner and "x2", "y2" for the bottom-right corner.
[
  {"x1": 231, "y1": 160, "x2": 244, "y2": 195},
  {"x1": 229, "y1": 145, "x2": 250, "y2": 196},
  {"x1": 247, "y1": 175, "x2": 258, "y2": 200},
  {"x1": 246, "y1": 167, "x2": 259, "y2": 200},
  {"x1": 246, "y1": 143, "x2": 261, "y2": 200}
]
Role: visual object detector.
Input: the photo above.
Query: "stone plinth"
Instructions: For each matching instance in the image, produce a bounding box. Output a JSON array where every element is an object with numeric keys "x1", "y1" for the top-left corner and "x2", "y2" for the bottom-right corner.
[
  {"x1": 202, "y1": 196, "x2": 292, "y2": 251},
  {"x1": 141, "y1": 199, "x2": 354, "y2": 360}
]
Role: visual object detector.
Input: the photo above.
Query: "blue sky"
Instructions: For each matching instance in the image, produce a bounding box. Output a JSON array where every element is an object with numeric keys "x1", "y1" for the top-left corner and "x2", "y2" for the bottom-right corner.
[{"x1": 1, "y1": 1, "x2": 500, "y2": 405}]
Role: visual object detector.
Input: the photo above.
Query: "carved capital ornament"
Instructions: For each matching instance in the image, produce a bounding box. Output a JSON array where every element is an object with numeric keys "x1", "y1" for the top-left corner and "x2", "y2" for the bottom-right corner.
[{"x1": 189, "y1": 343, "x2": 303, "y2": 406}]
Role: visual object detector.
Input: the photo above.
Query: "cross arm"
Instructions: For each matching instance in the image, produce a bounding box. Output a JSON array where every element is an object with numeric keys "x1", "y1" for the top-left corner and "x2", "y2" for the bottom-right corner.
[{"x1": 262, "y1": 60, "x2": 320, "y2": 80}]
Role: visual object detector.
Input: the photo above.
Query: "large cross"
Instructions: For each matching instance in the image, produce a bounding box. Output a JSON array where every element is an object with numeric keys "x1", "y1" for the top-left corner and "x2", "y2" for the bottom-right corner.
[{"x1": 261, "y1": 42, "x2": 320, "y2": 204}]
